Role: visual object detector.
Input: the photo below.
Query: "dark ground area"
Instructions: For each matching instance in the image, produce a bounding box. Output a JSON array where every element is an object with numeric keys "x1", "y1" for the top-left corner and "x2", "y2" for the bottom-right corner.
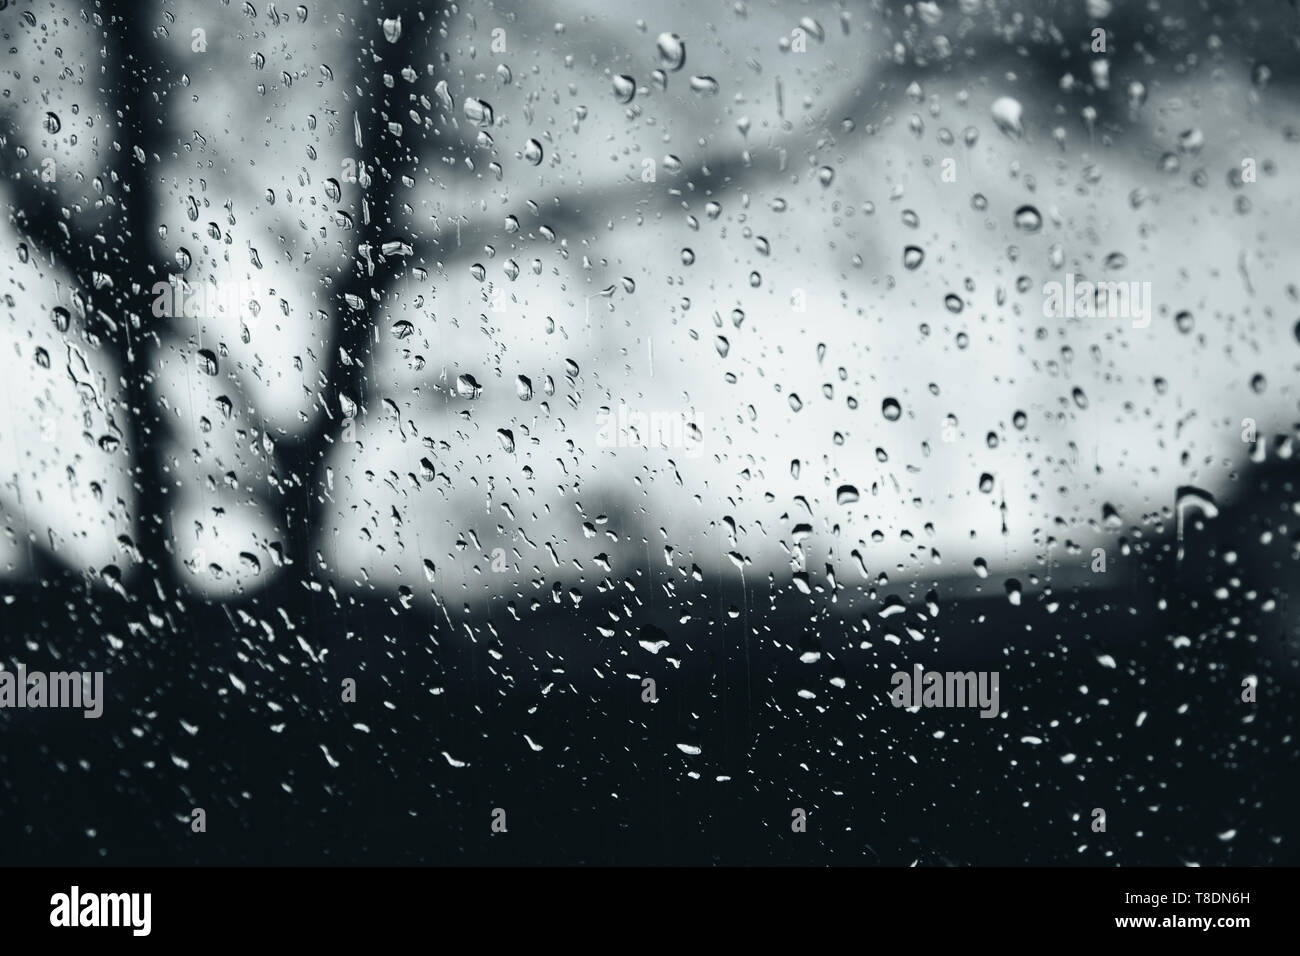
[{"x1": 1, "y1": 459, "x2": 1297, "y2": 866}]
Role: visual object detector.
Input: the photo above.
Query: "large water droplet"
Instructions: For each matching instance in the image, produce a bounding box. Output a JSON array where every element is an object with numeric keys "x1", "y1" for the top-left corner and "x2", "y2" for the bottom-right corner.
[
  {"x1": 990, "y1": 96, "x2": 1023, "y2": 138},
  {"x1": 463, "y1": 97, "x2": 494, "y2": 127},
  {"x1": 689, "y1": 75, "x2": 719, "y2": 96},
  {"x1": 656, "y1": 32, "x2": 685, "y2": 71},
  {"x1": 1014, "y1": 205, "x2": 1042, "y2": 233},
  {"x1": 612, "y1": 74, "x2": 636, "y2": 103}
]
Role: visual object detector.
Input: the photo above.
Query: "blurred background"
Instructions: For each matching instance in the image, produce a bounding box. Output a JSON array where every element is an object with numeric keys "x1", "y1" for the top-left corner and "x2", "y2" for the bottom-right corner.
[{"x1": 1, "y1": 0, "x2": 1298, "y2": 864}]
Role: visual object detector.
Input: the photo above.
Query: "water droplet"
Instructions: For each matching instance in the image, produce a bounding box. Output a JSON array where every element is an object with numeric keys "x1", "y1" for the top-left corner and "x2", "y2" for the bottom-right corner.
[
  {"x1": 463, "y1": 97, "x2": 494, "y2": 127},
  {"x1": 689, "y1": 75, "x2": 719, "y2": 96},
  {"x1": 1004, "y1": 578, "x2": 1022, "y2": 605},
  {"x1": 1178, "y1": 127, "x2": 1205, "y2": 154},
  {"x1": 836, "y1": 484, "x2": 859, "y2": 505},
  {"x1": 1175, "y1": 310, "x2": 1194, "y2": 334},
  {"x1": 903, "y1": 246, "x2": 925, "y2": 270},
  {"x1": 382, "y1": 17, "x2": 401, "y2": 43},
  {"x1": 882, "y1": 398, "x2": 901, "y2": 421},
  {"x1": 1014, "y1": 205, "x2": 1042, "y2": 232},
  {"x1": 612, "y1": 74, "x2": 636, "y2": 103},
  {"x1": 522, "y1": 138, "x2": 543, "y2": 165},
  {"x1": 656, "y1": 32, "x2": 685, "y2": 71},
  {"x1": 990, "y1": 96, "x2": 1024, "y2": 138},
  {"x1": 799, "y1": 17, "x2": 825, "y2": 41},
  {"x1": 456, "y1": 374, "x2": 482, "y2": 398},
  {"x1": 43, "y1": 112, "x2": 61, "y2": 134}
]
